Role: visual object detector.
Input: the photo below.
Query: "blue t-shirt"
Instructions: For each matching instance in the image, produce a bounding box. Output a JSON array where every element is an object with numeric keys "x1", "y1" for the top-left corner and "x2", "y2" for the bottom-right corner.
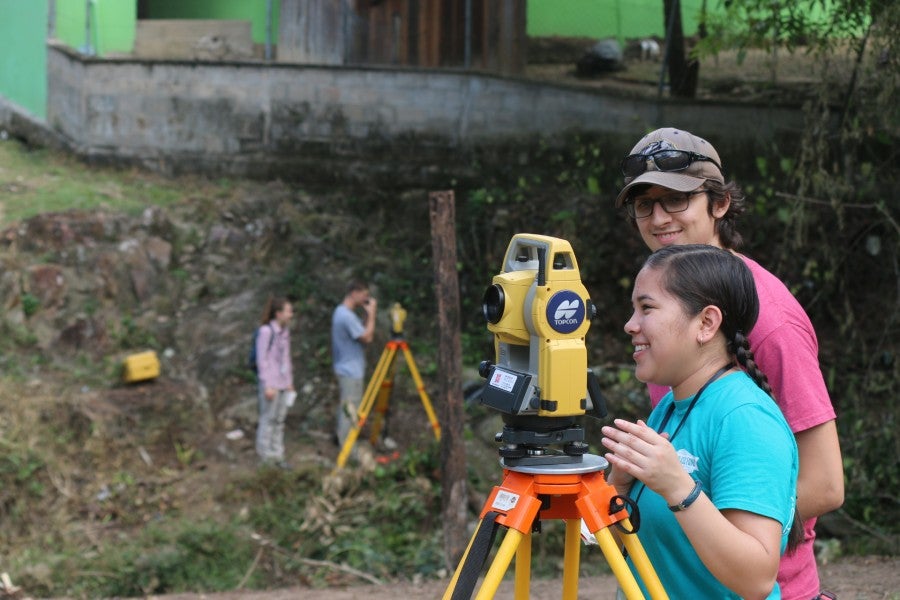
[
  {"x1": 626, "y1": 371, "x2": 798, "y2": 599},
  {"x1": 331, "y1": 304, "x2": 367, "y2": 379}
]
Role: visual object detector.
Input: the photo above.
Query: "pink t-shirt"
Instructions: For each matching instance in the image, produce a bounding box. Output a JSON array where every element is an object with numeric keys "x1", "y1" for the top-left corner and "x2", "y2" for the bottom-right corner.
[
  {"x1": 647, "y1": 254, "x2": 836, "y2": 600},
  {"x1": 257, "y1": 320, "x2": 293, "y2": 390}
]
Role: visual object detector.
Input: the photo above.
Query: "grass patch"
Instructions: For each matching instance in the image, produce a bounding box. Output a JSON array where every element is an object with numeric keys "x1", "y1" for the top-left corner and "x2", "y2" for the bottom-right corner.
[
  {"x1": 0, "y1": 138, "x2": 198, "y2": 225},
  {"x1": 12, "y1": 520, "x2": 261, "y2": 598}
]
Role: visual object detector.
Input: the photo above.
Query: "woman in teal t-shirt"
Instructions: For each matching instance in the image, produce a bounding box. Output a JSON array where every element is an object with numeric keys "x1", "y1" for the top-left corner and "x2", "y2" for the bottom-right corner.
[{"x1": 602, "y1": 245, "x2": 799, "y2": 599}]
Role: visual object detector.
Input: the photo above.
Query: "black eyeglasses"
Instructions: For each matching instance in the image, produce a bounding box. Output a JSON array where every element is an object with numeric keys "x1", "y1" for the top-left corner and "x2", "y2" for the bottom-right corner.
[
  {"x1": 621, "y1": 149, "x2": 723, "y2": 179},
  {"x1": 624, "y1": 189, "x2": 707, "y2": 219}
]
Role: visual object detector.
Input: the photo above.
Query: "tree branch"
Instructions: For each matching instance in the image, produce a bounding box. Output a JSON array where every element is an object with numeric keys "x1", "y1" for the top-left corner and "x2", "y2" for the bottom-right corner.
[{"x1": 774, "y1": 192, "x2": 900, "y2": 235}]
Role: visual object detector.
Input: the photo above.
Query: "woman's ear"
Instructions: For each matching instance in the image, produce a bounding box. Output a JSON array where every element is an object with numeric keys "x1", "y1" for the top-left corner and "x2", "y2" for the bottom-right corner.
[{"x1": 697, "y1": 305, "x2": 724, "y2": 345}]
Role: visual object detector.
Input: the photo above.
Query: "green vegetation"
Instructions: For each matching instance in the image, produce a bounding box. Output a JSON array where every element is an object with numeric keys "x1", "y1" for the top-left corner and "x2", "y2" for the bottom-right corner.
[
  {"x1": 0, "y1": 140, "x2": 193, "y2": 224},
  {"x1": 2, "y1": 431, "x2": 449, "y2": 597}
]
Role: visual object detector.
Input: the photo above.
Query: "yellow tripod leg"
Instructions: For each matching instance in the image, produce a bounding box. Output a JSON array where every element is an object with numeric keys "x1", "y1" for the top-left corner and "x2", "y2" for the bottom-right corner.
[
  {"x1": 401, "y1": 344, "x2": 442, "y2": 440},
  {"x1": 562, "y1": 519, "x2": 581, "y2": 599},
  {"x1": 334, "y1": 344, "x2": 396, "y2": 469},
  {"x1": 473, "y1": 528, "x2": 522, "y2": 600},
  {"x1": 514, "y1": 531, "x2": 531, "y2": 600},
  {"x1": 442, "y1": 513, "x2": 498, "y2": 600},
  {"x1": 620, "y1": 519, "x2": 668, "y2": 600},
  {"x1": 369, "y1": 348, "x2": 399, "y2": 444},
  {"x1": 593, "y1": 526, "x2": 655, "y2": 600}
]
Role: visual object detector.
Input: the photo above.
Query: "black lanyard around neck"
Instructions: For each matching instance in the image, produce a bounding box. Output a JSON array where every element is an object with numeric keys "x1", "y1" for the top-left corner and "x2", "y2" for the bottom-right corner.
[
  {"x1": 656, "y1": 364, "x2": 733, "y2": 445},
  {"x1": 629, "y1": 364, "x2": 733, "y2": 506}
]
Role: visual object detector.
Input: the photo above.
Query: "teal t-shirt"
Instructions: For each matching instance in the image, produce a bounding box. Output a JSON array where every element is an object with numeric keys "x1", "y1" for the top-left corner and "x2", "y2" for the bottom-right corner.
[{"x1": 625, "y1": 371, "x2": 798, "y2": 599}]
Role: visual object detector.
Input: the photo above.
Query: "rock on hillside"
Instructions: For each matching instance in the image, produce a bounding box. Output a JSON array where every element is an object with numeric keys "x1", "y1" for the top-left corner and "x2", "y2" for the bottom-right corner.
[{"x1": 1, "y1": 182, "x2": 344, "y2": 402}]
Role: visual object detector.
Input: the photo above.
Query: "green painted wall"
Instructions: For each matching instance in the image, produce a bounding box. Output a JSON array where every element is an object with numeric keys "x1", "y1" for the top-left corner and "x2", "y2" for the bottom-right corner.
[
  {"x1": 53, "y1": 0, "x2": 278, "y2": 56},
  {"x1": 146, "y1": 0, "x2": 280, "y2": 46},
  {"x1": 527, "y1": 0, "x2": 840, "y2": 42},
  {"x1": 55, "y1": 0, "x2": 136, "y2": 56},
  {"x1": 528, "y1": 0, "x2": 706, "y2": 40},
  {"x1": 0, "y1": 0, "x2": 48, "y2": 118}
]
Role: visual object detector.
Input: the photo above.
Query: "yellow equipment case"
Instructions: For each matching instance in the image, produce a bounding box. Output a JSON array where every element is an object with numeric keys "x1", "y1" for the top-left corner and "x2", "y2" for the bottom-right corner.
[{"x1": 122, "y1": 350, "x2": 161, "y2": 383}]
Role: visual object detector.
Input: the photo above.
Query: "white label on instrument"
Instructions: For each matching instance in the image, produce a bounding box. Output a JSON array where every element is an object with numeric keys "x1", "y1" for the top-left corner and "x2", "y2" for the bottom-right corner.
[
  {"x1": 489, "y1": 370, "x2": 517, "y2": 392},
  {"x1": 492, "y1": 490, "x2": 519, "y2": 511}
]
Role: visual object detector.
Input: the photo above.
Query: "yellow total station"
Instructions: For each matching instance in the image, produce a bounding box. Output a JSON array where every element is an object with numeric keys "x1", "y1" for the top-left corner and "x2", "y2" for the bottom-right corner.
[{"x1": 480, "y1": 234, "x2": 595, "y2": 418}]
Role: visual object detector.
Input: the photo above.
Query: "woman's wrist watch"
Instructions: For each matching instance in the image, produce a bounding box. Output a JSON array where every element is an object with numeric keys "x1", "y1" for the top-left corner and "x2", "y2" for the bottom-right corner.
[{"x1": 668, "y1": 479, "x2": 703, "y2": 512}]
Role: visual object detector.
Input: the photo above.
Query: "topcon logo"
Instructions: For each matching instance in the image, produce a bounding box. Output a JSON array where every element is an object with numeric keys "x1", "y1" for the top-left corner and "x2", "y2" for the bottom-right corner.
[
  {"x1": 554, "y1": 300, "x2": 580, "y2": 320},
  {"x1": 546, "y1": 290, "x2": 586, "y2": 334}
]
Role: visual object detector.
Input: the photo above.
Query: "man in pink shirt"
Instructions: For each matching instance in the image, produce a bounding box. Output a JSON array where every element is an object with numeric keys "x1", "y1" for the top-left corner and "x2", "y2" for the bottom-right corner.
[{"x1": 614, "y1": 127, "x2": 844, "y2": 599}]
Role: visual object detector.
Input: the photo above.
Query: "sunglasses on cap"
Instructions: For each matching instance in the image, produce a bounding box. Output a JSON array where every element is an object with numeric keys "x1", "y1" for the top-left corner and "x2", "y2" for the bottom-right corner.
[{"x1": 620, "y1": 149, "x2": 723, "y2": 179}]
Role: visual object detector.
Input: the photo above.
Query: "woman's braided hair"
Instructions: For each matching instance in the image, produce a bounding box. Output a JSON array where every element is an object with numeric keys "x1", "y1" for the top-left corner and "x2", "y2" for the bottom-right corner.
[{"x1": 644, "y1": 244, "x2": 771, "y2": 396}]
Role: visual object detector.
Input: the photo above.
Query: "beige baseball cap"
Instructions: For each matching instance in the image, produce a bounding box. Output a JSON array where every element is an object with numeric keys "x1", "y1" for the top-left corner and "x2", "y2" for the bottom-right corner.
[{"x1": 614, "y1": 128, "x2": 725, "y2": 208}]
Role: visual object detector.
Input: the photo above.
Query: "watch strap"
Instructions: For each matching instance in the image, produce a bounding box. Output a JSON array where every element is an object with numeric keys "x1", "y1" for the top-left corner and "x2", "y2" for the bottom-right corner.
[{"x1": 668, "y1": 479, "x2": 703, "y2": 512}]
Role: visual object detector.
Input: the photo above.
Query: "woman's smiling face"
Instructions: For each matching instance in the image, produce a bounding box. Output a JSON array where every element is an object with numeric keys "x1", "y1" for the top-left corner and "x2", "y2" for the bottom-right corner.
[{"x1": 624, "y1": 265, "x2": 698, "y2": 389}]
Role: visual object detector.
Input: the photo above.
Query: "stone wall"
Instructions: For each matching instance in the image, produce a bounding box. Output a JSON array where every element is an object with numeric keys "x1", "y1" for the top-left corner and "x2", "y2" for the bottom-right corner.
[{"x1": 18, "y1": 42, "x2": 809, "y2": 181}]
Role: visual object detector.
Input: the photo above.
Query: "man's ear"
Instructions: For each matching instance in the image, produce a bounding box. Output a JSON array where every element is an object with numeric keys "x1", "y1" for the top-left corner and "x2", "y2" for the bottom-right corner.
[
  {"x1": 711, "y1": 191, "x2": 731, "y2": 219},
  {"x1": 697, "y1": 305, "x2": 724, "y2": 345}
]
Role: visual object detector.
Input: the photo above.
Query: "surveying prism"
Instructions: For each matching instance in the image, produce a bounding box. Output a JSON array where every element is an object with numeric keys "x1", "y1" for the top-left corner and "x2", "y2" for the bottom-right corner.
[{"x1": 443, "y1": 234, "x2": 668, "y2": 600}]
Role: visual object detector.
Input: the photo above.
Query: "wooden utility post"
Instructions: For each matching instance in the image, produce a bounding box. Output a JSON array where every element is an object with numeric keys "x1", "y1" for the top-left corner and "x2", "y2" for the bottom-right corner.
[{"x1": 428, "y1": 190, "x2": 468, "y2": 569}]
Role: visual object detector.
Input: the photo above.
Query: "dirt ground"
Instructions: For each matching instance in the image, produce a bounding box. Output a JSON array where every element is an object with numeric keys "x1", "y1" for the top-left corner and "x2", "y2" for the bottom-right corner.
[{"x1": 142, "y1": 555, "x2": 899, "y2": 600}]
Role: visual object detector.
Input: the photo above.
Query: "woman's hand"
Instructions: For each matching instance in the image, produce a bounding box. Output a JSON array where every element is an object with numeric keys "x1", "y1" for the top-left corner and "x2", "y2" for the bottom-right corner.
[{"x1": 601, "y1": 418, "x2": 695, "y2": 505}]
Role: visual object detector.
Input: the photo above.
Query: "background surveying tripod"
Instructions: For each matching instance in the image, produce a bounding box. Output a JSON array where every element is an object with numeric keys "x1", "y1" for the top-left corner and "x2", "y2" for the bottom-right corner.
[
  {"x1": 442, "y1": 454, "x2": 668, "y2": 600},
  {"x1": 334, "y1": 303, "x2": 441, "y2": 470}
]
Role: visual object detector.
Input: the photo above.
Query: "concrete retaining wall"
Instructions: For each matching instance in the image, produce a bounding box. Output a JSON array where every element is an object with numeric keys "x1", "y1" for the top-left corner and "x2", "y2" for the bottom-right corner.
[{"x1": 20, "y1": 42, "x2": 808, "y2": 181}]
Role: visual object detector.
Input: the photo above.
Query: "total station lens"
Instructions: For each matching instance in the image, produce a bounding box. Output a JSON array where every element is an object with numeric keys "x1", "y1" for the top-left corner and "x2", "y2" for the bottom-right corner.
[{"x1": 483, "y1": 284, "x2": 505, "y2": 324}]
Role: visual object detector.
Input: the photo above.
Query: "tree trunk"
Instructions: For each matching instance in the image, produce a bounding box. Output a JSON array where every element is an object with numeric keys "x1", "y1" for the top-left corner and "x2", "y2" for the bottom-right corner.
[
  {"x1": 428, "y1": 190, "x2": 469, "y2": 570},
  {"x1": 663, "y1": 0, "x2": 699, "y2": 98}
]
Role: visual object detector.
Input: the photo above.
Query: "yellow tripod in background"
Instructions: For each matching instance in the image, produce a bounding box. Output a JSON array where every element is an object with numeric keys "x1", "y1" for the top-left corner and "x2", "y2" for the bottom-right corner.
[{"x1": 334, "y1": 303, "x2": 441, "y2": 470}]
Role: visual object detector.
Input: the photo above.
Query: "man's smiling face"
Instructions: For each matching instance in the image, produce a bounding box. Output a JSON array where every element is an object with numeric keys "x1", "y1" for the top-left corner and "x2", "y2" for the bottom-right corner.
[{"x1": 633, "y1": 185, "x2": 724, "y2": 251}]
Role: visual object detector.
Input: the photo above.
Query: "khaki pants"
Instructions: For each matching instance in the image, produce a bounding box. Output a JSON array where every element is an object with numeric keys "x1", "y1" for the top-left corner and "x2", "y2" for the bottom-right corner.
[
  {"x1": 336, "y1": 375, "x2": 363, "y2": 447},
  {"x1": 256, "y1": 385, "x2": 289, "y2": 462}
]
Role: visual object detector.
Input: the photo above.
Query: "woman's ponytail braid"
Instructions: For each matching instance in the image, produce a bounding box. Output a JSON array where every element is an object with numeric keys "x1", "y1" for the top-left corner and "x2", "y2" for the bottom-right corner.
[{"x1": 734, "y1": 330, "x2": 773, "y2": 398}]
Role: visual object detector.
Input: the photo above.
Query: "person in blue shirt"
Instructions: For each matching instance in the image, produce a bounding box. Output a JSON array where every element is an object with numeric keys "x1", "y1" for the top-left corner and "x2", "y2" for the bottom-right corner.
[
  {"x1": 331, "y1": 280, "x2": 377, "y2": 447},
  {"x1": 601, "y1": 244, "x2": 800, "y2": 599}
]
